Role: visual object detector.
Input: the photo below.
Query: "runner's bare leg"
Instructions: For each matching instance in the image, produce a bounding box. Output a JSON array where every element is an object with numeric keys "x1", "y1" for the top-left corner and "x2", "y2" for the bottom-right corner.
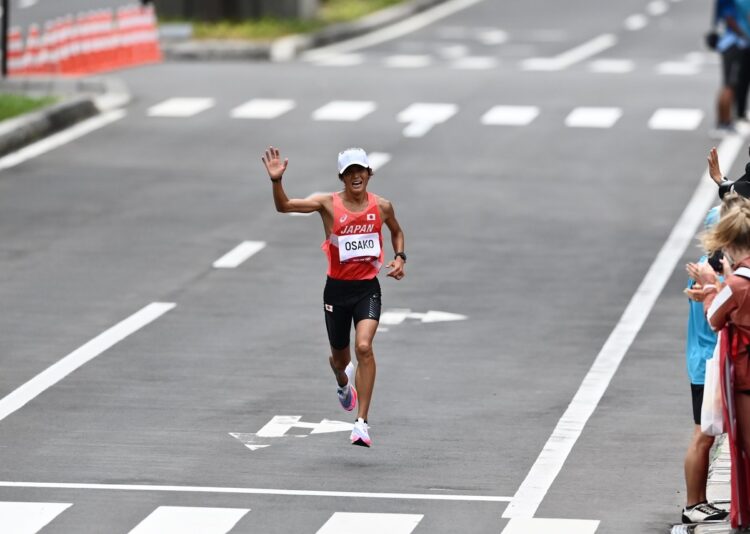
[
  {"x1": 354, "y1": 318, "x2": 378, "y2": 421},
  {"x1": 329, "y1": 348, "x2": 352, "y2": 387}
]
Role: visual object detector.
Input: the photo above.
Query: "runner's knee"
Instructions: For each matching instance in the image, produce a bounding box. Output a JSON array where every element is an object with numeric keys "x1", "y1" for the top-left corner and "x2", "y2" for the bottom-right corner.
[{"x1": 355, "y1": 341, "x2": 373, "y2": 357}]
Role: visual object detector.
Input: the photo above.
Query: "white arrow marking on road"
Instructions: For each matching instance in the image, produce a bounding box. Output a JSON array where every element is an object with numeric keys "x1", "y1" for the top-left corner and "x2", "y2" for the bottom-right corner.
[
  {"x1": 419, "y1": 311, "x2": 469, "y2": 323},
  {"x1": 228, "y1": 433, "x2": 272, "y2": 451},
  {"x1": 398, "y1": 103, "x2": 457, "y2": 138},
  {"x1": 379, "y1": 309, "x2": 468, "y2": 325},
  {"x1": 310, "y1": 419, "x2": 355, "y2": 434},
  {"x1": 231, "y1": 416, "x2": 354, "y2": 450}
]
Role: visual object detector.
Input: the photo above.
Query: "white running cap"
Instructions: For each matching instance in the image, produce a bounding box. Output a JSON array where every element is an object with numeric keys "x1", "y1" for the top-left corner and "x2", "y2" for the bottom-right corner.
[{"x1": 337, "y1": 147, "x2": 370, "y2": 174}]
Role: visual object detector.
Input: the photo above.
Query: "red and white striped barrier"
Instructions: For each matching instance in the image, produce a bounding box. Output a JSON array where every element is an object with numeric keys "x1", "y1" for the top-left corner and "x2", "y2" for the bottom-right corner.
[{"x1": 5, "y1": 3, "x2": 162, "y2": 77}]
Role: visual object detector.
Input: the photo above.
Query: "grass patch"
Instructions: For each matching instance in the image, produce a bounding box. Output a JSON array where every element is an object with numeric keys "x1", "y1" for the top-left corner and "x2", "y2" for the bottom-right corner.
[
  {"x1": 0, "y1": 93, "x2": 56, "y2": 122},
  {"x1": 172, "y1": 0, "x2": 407, "y2": 41}
]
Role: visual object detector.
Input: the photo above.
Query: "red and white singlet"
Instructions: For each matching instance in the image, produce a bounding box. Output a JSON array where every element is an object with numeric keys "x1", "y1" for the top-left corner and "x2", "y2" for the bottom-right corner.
[{"x1": 322, "y1": 192, "x2": 384, "y2": 280}]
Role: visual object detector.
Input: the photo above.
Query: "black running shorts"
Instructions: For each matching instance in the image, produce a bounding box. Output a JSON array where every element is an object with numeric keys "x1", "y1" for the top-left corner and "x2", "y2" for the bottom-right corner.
[
  {"x1": 722, "y1": 45, "x2": 745, "y2": 90},
  {"x1": 691, "y1": 383, "x2": 704, "y2": 425},
  {"x1": 324, "y1": 277, "x2": 381, "y2": 350}
]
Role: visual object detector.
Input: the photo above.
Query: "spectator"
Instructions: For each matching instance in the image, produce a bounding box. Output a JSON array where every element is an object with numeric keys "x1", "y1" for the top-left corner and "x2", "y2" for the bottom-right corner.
[
  {"x1": 711, "y1": 0, "x2": 750, "y2": 137},
  {"x1": 689, "y1": 195, "x2": 750, "y2": 528}
]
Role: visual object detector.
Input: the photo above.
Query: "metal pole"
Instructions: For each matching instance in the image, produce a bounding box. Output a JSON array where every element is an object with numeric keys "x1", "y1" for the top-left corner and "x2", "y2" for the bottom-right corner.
[{"x1": 1, "y1": 0, "x2": 9, "y2": 77}]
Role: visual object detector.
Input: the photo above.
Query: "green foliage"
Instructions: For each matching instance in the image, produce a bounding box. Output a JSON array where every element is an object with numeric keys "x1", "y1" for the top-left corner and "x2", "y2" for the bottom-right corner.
[
  {"x1": 180, "y1": 0, "x2": 407, "y2": 41},
  {"x1": 0, "y1": 93, "x2": 56, "y2": 122}
]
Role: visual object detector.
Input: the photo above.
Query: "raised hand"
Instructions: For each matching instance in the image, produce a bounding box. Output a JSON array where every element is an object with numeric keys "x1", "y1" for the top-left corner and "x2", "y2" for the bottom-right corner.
[
  {"x1": 262, "y1": 146, "x2": 288, "y2": 181},
  {"x1": 708, "y1": 147, "x2": 723, "y2": 185}
]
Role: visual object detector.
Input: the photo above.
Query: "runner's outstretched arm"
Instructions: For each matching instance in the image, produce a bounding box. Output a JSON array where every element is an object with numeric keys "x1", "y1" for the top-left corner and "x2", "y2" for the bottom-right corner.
[{"x1": 261, "y1": 146, "x2": 324, "y2": 214}]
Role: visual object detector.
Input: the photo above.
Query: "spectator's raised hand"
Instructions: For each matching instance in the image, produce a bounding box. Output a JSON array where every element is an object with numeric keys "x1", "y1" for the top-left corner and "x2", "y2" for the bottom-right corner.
[{"x1": 708, "y1": 147, "x2": 723, "y2": 185}]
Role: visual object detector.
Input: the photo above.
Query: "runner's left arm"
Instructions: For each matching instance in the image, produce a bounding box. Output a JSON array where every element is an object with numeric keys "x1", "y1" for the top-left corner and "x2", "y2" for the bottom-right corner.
[{"x1": 381, "y1": 199, "x2": 406, "y2": 280}]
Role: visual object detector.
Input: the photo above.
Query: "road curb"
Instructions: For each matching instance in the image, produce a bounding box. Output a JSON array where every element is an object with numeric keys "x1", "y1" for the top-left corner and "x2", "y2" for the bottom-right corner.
[
  {"x1": 162, "y1": 0, "x2": 450, "y2": 62},
  {"x1": 0, "y1": 77, "x2": 131, "y2": 159}
]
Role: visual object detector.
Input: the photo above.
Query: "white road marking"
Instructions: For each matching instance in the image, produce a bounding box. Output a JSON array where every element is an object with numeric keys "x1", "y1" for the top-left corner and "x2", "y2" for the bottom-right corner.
[
  {"x1": 0, "y1": 481, "x2": 512, "y2": 502},
  {"x1": 648, "y1": 108, "x2": 704, "y2": 130},
  {"x1": 502, "y1": 518, "x2": 600, "y2": 534},
  {"x1": 624, "y1": 14, "x2": 649, "y2": 31},
  {"x1": 147, "y1": 98, "x2": 215, "y2": 118},
  {"x1": 481, "y1": 106, "x2": 539, "y2": 126},
  {"x1": 502, "y1": 132, "x2": 748, "y2": 518},
  {"x1": 646, "y1": 0, "x2": 669, "y2": 16},
  {"x1": 588, "y1": 59, "x2": 635, "y2": 73},
  {"x1": 657, "y1": 61, "x2": 701, "y2": 75},
  {"x1": 379, "y1": 309, "x2": 468, "y2": 325},
  {"x1": 438, "y1": 44, "x2": 469, "y2": 59},
  {"x1": 0, "y1": 501, "x2": 71, "y2": 534},
  {"x1": 212, "y1": 241, "x2": 266, "y2": 269},
  {"x1": 312, "y1": 53, "x2": 365, "y2": 66},
  {"x1": 317, "y1": 513, "x2": 424, "y2": 534},
  {"x1": 129, "y1": 506, "x2": 249, "y2": 534},
  {"x1": 313, "y1": 101, "x2": 376, "y2": 121},
  {"x1": 302, "y1": 0, "x2": 487, "y2": 60},
  {"x1": 477, "y1": 29, "x2": 509, "y2": 45},
  {"x1": 564, "y1": 107, "x2": 622, "y2": 128},
  {"x1": 397, "y1": 103, "x2": 457, "y2": 137},
  {"x1": 0, "y1": 303, "x2": 175, "y2": 423},
  {"x1": 384, "y1": 54, "x2": 432, "y2": 68},
  {"x1": 231, "y1": 99, "x2": 295, "y2": 119},
  {"x1": 368, "y1": 152, "x2": 392, "y2": 171},
  {"x1": 452, "y1": 56, "x2": 498, "y2": 69},
  {"x1": 18, "y1": 0, "x2": 38, "y2": 8},
  {"x1": 0, "y1": 110, "x2": 126, "y2": 171},
  {"x1": 521, "y1": 34, "x2": 616, "y2": 71}
]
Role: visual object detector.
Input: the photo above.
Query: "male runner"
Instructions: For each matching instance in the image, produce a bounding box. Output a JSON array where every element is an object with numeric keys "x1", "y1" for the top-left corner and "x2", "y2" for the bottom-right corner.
[{"x1": 261, "y1": 146, "x2": 406, "y2": 447}]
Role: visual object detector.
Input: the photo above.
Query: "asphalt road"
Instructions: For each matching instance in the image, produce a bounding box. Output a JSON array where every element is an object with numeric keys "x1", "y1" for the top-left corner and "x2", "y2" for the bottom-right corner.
[{"x1": 0, "y1": 0, "x2": 737, "y2": 532}]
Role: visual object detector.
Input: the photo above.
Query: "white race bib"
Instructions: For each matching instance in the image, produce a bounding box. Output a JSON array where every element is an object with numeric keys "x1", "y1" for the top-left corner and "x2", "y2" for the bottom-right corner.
[{"x1": 338, "y1": 232, "x2": 381, "y2": 263}]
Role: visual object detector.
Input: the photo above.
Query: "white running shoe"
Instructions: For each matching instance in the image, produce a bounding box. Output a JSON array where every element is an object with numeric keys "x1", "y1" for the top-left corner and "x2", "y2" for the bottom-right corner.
[
  {"x1": 350, "y1": 417, "x2": 372, "y2": 447},
  {"x1": 336, "y1": 362, "x2": 357, "y2": 412}
]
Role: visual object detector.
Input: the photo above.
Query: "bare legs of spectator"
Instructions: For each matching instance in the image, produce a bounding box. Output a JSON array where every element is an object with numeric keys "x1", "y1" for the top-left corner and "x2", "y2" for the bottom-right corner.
[{"x1": 684, "y1": 425, "x2": 716, "y2": 507}]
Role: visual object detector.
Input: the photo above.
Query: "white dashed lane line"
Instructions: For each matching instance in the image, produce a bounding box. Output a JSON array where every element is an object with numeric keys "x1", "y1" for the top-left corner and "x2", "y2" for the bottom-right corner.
[
  {"x1": 213, "y1": 241, "x2": 267, "y2": 269},
  {"x1": 147, "y1": 98, "x2": 215, "y2": 118},
  {"x1": 564, "y1": 107, "x2": 623, "y2": 129}
]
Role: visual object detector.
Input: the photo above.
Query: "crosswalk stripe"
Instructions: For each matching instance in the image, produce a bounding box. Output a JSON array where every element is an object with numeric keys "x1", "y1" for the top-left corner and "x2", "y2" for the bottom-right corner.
[
  {"x1": 312, "y1": 53, "x2": 365, "y2": 66},
  {"x1": 316, "y1": 513, "x2": 423, "y2": 534},
  {"x1": 656, "y1": 61, "x2": 700, "y2": 75},
  {"x1": 565, "y1": 107, "x2": 622, "y2": 128},
  {"x1": 0, "y1": 501, "x2": 72, "y2": 534},
  {"x1": 648, "y1": 108, "x2": 703, "y2": 130},
  {"x1": 624, "y1": 14, "x2": 648, "y2": 30},
  {"x1": 398, "y1": 103, "x2": 458, "y2": 137},
  {"x1": 384, "y1": 54, "x2": 432, "y2": 68},
  {"x1": 588, "y1": 59, "x2": 634, "y2": 73},
  {"x1": 213, "y1": 241, "x2": 266, "y2": 269},
  {"x1": 231, "y1": 99, "x2": 295, "y2": 119},
  {"x1": 481, "y1": 106, "x2": 539, "y2": 126},
  {"x1": 313, "y1": 101, "x2": 377, "y2": 121},
  {"x1": 452, "y1": 56, "x2": 498, "y2": 69},
  {"x1": 128, "y1": 506, "x2": 249, "y2": 534},
  {"x1": 647, "y1": 0, "x2": 669, "y2": 15},
  {"x1": 147, "y1": 98, "x2": 215, "y2": 118}
]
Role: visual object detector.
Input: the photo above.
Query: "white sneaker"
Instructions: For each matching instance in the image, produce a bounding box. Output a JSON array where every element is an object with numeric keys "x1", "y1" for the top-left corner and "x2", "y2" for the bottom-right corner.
[
  {"x1": 681, "y1": 501, "x2": 729, "y2": 523},
  {"x1": 350, "y1": 417, "x2": 372, "y2": 447}
]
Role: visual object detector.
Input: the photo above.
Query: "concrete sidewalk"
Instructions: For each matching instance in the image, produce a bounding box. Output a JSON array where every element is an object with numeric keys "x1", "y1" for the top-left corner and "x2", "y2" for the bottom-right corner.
[{"x1": 0, "y1": 77, "x2": 130, "y2": 158}]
